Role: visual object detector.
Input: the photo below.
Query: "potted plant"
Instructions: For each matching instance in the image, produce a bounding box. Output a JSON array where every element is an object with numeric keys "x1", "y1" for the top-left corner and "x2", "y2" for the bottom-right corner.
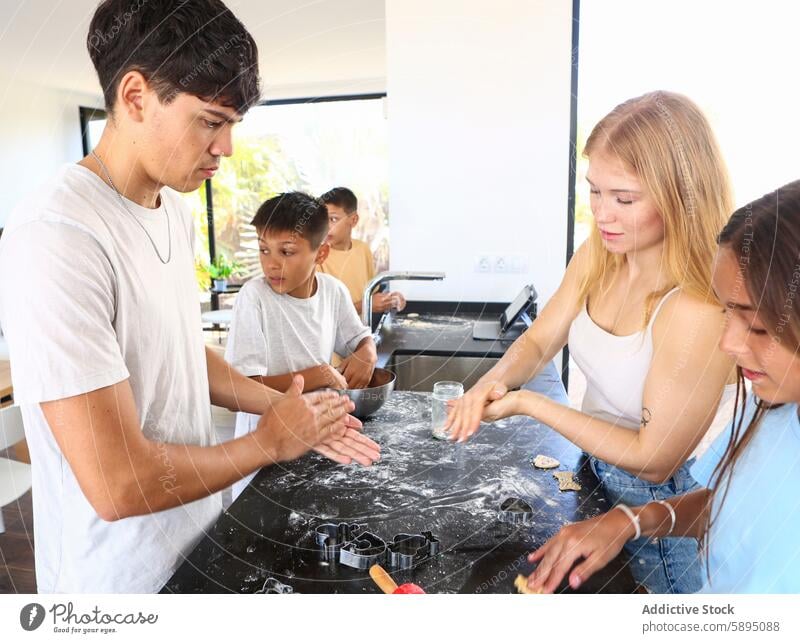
[{"x1": 206, "y1": 254, "x2": 242, "y2": 291}]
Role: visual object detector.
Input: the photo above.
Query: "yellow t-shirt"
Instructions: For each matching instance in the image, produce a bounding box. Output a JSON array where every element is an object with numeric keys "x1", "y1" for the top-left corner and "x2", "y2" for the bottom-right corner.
[{"x1": 318, "y1": 238, "x2": 376, "y2": 304}]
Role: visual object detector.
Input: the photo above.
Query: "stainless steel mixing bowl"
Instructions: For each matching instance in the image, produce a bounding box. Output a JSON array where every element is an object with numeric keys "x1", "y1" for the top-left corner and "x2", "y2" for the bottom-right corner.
[{"x1": 332, "y1": 367, "x2": 396, "y2": 419}]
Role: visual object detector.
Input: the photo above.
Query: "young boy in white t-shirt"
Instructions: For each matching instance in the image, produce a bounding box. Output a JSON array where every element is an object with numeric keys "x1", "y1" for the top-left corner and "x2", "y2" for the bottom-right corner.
[{"x1": 225, "y1": 192, "x2": 378, "y2": 499}]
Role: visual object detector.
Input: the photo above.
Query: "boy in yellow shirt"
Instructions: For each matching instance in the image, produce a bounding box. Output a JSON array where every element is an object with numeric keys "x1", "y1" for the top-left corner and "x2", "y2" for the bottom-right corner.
[{"x1": 318, "y1": 187, "x2": 406, "y2": 314}]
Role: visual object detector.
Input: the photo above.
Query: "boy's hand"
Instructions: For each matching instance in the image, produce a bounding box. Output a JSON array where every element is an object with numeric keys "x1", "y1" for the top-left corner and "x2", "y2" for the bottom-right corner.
[
  {"x1": 388, "y1": 291, "x2": 406, "y2": 312},
  {"x1": 256, "y1": 375, "x2": 353, "y2": 463},
  {"x1": 372, "y1": 291, "x2": 406, "y2": 313},
  {"x1": 339, "y1": 339, "x2": 377, "y2": 389},
  {"x1": 370, "y1": 292, "x2": 394, "y2": 313},
  {"x1": 316, "y1": 363, "x2": 348, "y2": 390}
]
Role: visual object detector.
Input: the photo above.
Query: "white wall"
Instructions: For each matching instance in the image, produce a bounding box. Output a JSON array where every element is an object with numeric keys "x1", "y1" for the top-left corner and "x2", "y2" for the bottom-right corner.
[
  {"x1": 0, "y1": 74, "x2": 102, "y2": 226},
  {"x1": 385, "y1": 0, "x2": 574, "y2": 303},
  {"x1": 577, "y1": 0, "x2": 800, "y2": 211}
]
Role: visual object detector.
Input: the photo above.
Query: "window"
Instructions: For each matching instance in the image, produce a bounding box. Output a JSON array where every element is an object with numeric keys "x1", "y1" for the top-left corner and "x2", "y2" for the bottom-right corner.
[
  {"x1": 209, "y1": 95, "x2": 389, "y2": 286},
  {"x1": 80, "y1": 95, "x2": 389, "y2": 310}
]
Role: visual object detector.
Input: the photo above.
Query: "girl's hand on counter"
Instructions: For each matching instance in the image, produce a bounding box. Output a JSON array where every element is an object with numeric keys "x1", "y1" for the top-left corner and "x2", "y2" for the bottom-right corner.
[
  {"x1": 445, "y1": 379, "x2": 508, "y2": 442},
  {"x1": 525, "y1": 509, "x2": 635, "y2": 593}
]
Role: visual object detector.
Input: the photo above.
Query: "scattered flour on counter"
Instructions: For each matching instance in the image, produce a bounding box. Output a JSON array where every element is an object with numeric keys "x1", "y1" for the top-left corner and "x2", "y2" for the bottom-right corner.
[
  {"x1": 287, "y1": 511, "x2": 307, "y2": 528},
  {"x1": 287, "y1": 392, "x2": 568, "y2": 529}
]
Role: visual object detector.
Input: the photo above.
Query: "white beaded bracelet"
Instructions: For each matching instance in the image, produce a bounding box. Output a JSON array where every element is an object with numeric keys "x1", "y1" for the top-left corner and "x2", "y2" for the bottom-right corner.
[
  {"x1": 614, "y1": 503, "x2": 641, "y2": 540},
  {"x1": 654, "y1": 500, "x2": 677, "y2": 536}
]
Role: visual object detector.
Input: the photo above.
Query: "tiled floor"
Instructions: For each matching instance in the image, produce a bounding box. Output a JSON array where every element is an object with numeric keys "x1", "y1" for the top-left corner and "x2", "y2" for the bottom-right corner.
[{"x1": 0, "y1": 478, "x2": 35, "y2": 593}]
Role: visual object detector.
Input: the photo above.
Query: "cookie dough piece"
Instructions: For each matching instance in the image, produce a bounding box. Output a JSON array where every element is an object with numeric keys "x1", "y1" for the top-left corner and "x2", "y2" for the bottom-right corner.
[
  {"x1": 514, "y1": 574, "x2": 542, "y2": 594},
  {"x1": 532, "y1": 454, "x2": 560, "y2": 469},
  {"x1": 552, "y1": 471, "x2": 582, "y2": 492}
]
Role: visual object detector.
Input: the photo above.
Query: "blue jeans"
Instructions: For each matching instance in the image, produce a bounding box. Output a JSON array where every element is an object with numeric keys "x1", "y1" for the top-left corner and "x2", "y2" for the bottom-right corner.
[{"x1": 589, "y1": 456, "x2": 702, "y2": 594}]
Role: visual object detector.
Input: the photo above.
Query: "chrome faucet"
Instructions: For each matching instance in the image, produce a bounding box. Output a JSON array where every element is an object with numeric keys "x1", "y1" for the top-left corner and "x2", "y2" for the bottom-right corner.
[{"x1": 361, "y1": 270, "x2": 446, "y2": 327}]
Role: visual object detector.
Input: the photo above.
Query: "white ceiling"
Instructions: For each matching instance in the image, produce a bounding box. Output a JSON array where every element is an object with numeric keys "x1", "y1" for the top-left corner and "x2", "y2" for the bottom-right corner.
[{"x1": 0, "y1": 0, "x2": 386, "y2": 99}]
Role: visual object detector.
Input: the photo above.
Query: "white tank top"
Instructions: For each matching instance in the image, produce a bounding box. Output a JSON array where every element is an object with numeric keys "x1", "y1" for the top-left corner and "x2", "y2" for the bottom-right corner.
[{"x1": 568, "y1": 287, "x2": 736, "y2": 458}]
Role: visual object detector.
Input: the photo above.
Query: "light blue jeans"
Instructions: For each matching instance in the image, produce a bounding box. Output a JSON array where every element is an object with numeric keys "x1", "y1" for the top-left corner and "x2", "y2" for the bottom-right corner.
[{"x1": 589, "y1": 456, "x2": 703, "y2": 594}]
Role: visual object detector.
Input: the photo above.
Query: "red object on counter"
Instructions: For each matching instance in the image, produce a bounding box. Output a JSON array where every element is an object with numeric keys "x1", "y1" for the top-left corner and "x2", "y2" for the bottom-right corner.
[{"x1": 369, "y1": 564, "x2": 426, "y2": 594}]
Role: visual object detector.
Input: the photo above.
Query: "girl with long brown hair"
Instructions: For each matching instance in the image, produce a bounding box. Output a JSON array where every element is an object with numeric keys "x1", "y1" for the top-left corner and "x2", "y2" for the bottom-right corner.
[
  {"x1": 521, "y1": 180, "x2": 800, "y2": 593},
  {"x1": 446, "y1": 91, "x2": 737, "y2": 593}
]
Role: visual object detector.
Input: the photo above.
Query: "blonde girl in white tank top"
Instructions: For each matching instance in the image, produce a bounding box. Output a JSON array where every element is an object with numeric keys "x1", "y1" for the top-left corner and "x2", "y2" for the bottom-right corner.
[
  {"x1": 569, "y1": 286, "x2": 738, "y2": 460},
  {"x1": 446, "y1": 92, "x2": 737, "y2": 593}
]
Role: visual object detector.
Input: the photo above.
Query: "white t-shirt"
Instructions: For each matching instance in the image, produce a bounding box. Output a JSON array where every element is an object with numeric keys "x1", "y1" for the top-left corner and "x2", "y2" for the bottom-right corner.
[
  {"x1": 0, "y1": 164, "x2": 222, "y2": 593},
  {"x1": 224, "y1": 273, "x2": 370, "y2": 498}
]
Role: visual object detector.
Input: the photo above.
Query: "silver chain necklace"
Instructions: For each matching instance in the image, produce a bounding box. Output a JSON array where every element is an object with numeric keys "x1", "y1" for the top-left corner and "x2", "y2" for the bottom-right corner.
[{"x1": 91, "y1": 150, "x2": 172, "y2": 264}]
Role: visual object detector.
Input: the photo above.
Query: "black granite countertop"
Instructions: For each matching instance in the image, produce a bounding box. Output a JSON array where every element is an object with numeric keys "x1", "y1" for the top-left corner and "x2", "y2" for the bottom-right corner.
[{"x1": 162, "y1": 311, "x2": 636, "y2": 594}]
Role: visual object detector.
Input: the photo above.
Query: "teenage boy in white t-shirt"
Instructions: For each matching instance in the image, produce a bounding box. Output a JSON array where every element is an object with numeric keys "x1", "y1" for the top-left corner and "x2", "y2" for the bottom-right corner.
[
  {"x1": 225, "y1": 192, "x2": 378, "y2": 499},
  {"x1": 0, "y1": 0, "x2": 379, "y2": 593}
]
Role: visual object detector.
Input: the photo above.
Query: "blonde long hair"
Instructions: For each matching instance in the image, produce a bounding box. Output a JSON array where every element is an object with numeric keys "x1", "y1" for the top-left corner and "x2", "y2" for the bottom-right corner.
[{"x1": 579, "y1": 91, "x2": 734, "y2": 324}]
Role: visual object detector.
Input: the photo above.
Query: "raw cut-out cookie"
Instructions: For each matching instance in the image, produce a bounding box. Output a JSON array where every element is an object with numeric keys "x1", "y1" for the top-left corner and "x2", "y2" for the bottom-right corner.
[
  {"x1": 514, "y1": 574, "x2": 542, "y2": 594},
  {"x1": 552, "y1": 471, "x2": 582, "y2": 492},
  {"x1": 532, "y1": 454, "x2": 560, "y2": 469}
]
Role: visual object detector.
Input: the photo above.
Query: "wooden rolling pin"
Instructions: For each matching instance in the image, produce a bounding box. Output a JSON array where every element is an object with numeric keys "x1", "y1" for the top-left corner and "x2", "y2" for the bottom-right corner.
[{"x1": 369, "y1": 564, "x2": 425, "y2": 594}]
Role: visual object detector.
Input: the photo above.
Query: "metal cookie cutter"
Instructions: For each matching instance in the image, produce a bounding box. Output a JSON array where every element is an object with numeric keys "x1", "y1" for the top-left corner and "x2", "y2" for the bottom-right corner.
[
  {"x1": 339, "y1": 531, "x2": 387, "y2": 570},
  {"x1": 498, "y1": 497, "x2": 534, "y2": 524},
  {"x1": 314, "y1": 522, "x2": 362, "y2": 562},
  {"x1": 255, "y1": 577, "x2": 294, "y2": 594},
  {"x1": 387, "y1": 531, "x2": 440, "y2": 570}
]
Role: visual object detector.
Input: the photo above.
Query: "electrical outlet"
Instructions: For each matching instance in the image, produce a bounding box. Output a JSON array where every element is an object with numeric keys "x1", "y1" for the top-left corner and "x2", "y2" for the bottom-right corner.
[
  {"x1": 494, "y1": 255, "x2": 509, "y2": 273},
  {"x1": 475, "y1": 254, "x2": 492, "y2": 273}
]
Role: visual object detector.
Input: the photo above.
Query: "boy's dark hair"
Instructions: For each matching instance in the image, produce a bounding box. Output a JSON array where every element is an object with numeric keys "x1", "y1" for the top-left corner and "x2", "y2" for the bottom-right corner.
[
  {"x1": 251, "y1": 192, "x2": 329, "y2": 249},
  {"x1": 319, "y1": 187, "x2": 358, "y2": 214},
  {"x1": 87, "y1": 0, "x2": 261, "y2": 115}
]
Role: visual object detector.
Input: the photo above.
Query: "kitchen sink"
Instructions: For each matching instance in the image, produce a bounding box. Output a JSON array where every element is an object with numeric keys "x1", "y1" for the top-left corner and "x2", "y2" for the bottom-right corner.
[{"x1": 383, "y1": 351, "x2": 501, "y2": 392}]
